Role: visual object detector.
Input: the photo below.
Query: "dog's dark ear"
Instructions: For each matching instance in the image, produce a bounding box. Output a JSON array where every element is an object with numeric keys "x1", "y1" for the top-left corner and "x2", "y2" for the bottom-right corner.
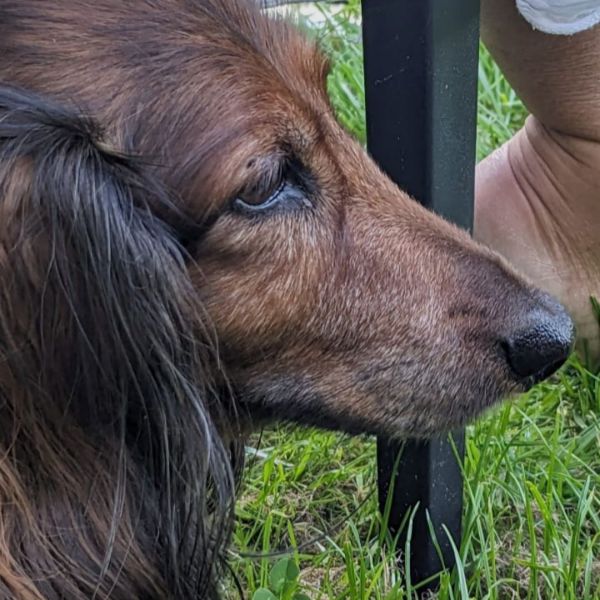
[{"x1": 0, "y1": 86, "x2": 236, "y2": 599}]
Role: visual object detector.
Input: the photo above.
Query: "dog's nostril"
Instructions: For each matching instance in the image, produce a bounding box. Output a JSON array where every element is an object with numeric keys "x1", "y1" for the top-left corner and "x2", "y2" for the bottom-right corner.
[{"x1": 503, "y1": 296, "x2": 575, "y2": 384}]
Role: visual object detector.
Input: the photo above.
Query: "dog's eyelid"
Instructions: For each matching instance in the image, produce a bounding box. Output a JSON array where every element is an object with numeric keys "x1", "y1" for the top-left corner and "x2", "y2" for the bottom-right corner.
[
  {"x1": 231, "y1": 159, "x2": 313, "y2": 216},
  {"x1": 231, "y1": 179, "x2": 310, "y2": 216},
  {"x1": 238, "y1": 162, "x2": 284, "y2": 205},
  {"x1": 229, "y1": 151, "x2": 314, "y2": 215},
  {"x1": 240, "y1": 148, "x2": 308, "y2": 195}
]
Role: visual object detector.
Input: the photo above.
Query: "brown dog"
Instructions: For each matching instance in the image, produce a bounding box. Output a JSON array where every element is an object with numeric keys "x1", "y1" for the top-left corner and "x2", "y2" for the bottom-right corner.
[{"x1": 0, "y1": 0, "x2": 573, "y2": 598}]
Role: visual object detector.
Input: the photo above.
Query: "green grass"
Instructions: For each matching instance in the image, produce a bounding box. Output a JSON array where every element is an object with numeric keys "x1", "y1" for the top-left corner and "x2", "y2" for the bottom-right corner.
[{"x1": 230, "y1": 3, "x2": 600, "y2": 598}]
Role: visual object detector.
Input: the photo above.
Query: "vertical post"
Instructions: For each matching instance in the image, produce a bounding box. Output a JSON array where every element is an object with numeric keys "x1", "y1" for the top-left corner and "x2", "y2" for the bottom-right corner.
[{"x1": 361, "y1": 0, "x2": 480, "y2": 591}]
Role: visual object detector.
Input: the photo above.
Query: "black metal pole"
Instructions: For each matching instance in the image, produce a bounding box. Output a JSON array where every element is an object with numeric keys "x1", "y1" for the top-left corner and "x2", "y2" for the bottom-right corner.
[{"x1": 362, "y1": 0, "x2": 480, "y2": 591}]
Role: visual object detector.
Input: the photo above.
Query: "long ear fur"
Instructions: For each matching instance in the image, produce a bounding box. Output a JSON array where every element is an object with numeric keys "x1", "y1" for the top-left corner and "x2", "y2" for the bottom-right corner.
[{"x1": 0, "y1": 85, "x2": 237, "y2": 599}]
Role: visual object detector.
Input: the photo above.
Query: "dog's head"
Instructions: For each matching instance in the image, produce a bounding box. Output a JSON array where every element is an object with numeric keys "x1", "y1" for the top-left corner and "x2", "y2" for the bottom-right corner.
[
  {"x1": 0, "y1": 0, "x2": 575, "y2": 597},
  {"x1": 0, "y1": 0, "x2": 574, "y2": 440}
]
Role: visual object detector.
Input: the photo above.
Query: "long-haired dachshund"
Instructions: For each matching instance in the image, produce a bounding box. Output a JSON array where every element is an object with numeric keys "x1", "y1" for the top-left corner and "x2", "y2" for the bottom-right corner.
[{"x1": 0, "y1": 1, "x2": 574, "y2": 598}]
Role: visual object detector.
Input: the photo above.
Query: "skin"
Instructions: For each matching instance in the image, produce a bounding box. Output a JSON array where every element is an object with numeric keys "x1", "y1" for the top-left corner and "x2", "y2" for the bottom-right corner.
[{"x1": 477, "y1": 0, "x2": 600, "y2": 364}]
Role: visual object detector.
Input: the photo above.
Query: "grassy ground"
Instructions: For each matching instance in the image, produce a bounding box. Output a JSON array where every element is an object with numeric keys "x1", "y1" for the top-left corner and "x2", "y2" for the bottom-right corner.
[{"x1": 230, "y1": 3, "x2": 600, "y2": 598}]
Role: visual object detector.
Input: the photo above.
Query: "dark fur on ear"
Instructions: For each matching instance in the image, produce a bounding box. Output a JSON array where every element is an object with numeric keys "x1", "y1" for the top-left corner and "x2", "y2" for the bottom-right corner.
[{"x1": 0, "y1": 85, "x2": 238, "y2": 599}]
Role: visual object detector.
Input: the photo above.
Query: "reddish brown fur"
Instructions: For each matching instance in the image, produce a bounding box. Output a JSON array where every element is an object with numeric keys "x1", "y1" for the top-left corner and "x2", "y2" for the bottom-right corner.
[{"x1": 0, "y1": 0, "x2": 570, "y2": 597}]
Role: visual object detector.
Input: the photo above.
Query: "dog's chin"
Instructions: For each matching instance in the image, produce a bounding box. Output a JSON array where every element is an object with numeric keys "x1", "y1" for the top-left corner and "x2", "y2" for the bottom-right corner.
[
  {"x1": 380, "y1": 389, "x2": 524, "y2": 440},
  {"x1": 235, "y1": 368, "x2": 524, "y2": 440}
]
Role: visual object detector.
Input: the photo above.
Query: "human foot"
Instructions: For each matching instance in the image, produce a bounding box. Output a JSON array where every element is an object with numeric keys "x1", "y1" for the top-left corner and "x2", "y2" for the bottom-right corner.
[{"x1": 475, "y1": 116, "x2": 600, "y2": 366}]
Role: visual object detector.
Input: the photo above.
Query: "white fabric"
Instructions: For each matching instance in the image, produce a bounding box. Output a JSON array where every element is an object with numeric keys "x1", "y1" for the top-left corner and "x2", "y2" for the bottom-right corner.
[{"x1": 516, "y1": 0, "x2": 600, "y2": 35}]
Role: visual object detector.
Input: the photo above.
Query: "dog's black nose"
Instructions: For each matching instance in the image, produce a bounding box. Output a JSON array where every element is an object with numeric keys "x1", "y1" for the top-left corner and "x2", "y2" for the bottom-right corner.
[{"x1": 504, "y1": 294, "x2": 574, "y2": 383}]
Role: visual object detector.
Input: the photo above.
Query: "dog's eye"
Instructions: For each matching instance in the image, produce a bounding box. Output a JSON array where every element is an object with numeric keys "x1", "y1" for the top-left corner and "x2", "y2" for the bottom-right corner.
[{"x1": 232, "y1": 176, "x2": 312, "y2": 215}]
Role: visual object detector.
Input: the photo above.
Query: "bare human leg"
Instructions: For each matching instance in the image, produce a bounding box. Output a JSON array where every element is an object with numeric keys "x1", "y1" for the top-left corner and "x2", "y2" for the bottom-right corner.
[{"x1": 476, "y1": 0, "x2": 600, "y2": 364}]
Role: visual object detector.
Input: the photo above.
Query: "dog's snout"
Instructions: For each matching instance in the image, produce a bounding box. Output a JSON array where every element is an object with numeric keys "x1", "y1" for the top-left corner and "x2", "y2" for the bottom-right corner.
[{"x1": 503, "y1": 294, "x2": 574, "y2": 384}]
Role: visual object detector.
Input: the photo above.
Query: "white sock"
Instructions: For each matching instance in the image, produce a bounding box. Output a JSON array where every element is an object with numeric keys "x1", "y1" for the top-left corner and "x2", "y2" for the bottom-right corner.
[{"x1": 517, "y1": 0, "x2": 600, "y2": 35}]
